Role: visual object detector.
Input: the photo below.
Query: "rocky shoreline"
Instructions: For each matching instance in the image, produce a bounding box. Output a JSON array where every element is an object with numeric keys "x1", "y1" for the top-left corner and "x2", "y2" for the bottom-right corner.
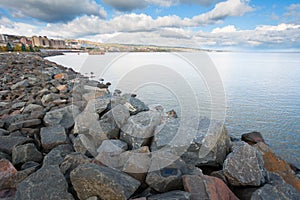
[{"x1": 0, "y1": 52, "x2": 299, "y2": 200}]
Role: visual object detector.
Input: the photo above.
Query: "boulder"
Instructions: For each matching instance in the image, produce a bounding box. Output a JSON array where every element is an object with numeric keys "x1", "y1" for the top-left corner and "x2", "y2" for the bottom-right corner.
[
  {"x1": 120, "y1": 110, "x2": 162, "y2": 149},
  {"x1": 148, "y1": 190, "x2": 190, "y2": 200},
  {"x1": 181, "y1": 118, "x2": 231, "y2": 167},
  {"x1": 0, "y1": 159, "x2": 17, "y2": 189},
  {"x1": 73, "y1": 134, "x2": 98, "y2": 157},
  {"x1": 70, "y1": 163, "x2": 140, "y2": 200},
  {"x1": 40, "y1": 125, "x2": 67, "y2": 151},
  {"x1": 255, "y1": 142, "x2": 300, "y2": 191},
  {"x1": 146, "y1": 158, "x2": 202, "y2": 193},
  {"x1": 0, "y1": 136, "x2": 33, "y2": 154},
  {"x1": 43, "y1": 144, "x2": 74, "y2": 167},
  {"x1": 60, "y1": 153, "x2": 91, "y2": 176},
  {"x1": 12, "y1": 143, "x2": 43, "y2": 165},
  {"x1": 0, "y1": 188, "x2": 16, "y2": 200},
  {"x1": 128, "y1": 96, "x2": 149, "y2": 115},
  {"x1": 251, "y1": 173, "x2": 300, "y2": 200},
  {"x1": 183, "y1": 174, "x2": 238, "y2": 200},
  {"x1": 242, "y1": 131, "x2": 265, "y2": 145},
  {"x1": 223, "y1": 142, "x2": 266, "y2": 186},
  {"x1": 16, "y1": 165, "x2": 74, "y2": 200},
  {"x1": 96, "y1": 139, "x2": 128, "y2": 154},
  {"x1": 43, "y1": 105, "x2": 80, "y2": 129},
  {"x1": 8, "y1": 119, "x2": 41, "y2": 132},
  {"x1": 99, "y1": 104, "x2": 130, "y2": 139}
]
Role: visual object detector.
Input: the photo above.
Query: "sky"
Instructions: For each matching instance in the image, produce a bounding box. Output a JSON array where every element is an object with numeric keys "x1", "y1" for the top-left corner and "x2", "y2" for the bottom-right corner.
[{"x1": 0, "y1": 0, "x2": 299, "y2": 50}]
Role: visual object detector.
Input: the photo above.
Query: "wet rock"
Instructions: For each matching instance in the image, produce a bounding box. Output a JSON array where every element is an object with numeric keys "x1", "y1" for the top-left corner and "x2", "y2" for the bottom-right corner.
[
  {"x1": 255, "y1": 142, "x2": 300, "y2": 191},
  {"x1": 183, "y1": 174, "x2": 238, "y2": 200},
  {"x1": 120, "y1": 110, "x2": 162, "y2": 149},
  {"x1": 99, "y1": 104, "x2": 130, "y2": 139},
  {"x1": 0, "y1": 136, "x2": 33, "y2": 154},
  {"x1": 40, "y1": 125, "x2": 67, "y2": 151},
  {"x1": 43, "y1": 105, "x2": 80, "y2": 129},
  {"x1": 223, "y1": 142, "x2": 266, "y2": 186},
  {"x1": 16, "y1": 165, "x2": 74, "y2": 200},
  {"x1": 251, "y1": 173, "x2": 300, "y2": 200},
  {"x1": 242, "y1": 131, "x2": 265, "y2": 145},
  {"x1": 12, "y1": 143, "x2": 43, "y2": 165},
  {"x1": 70, "y1": 163, "x2": 140, "y2": 200},
  {"x1": 148, "y1": 190, "x2": 190, "y2": 200}
]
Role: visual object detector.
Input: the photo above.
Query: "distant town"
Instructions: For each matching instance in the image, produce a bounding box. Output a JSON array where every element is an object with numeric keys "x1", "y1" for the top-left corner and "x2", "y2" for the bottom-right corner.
[{"x1": 0, "y1": 33, "x2": 210, "y2": 53}]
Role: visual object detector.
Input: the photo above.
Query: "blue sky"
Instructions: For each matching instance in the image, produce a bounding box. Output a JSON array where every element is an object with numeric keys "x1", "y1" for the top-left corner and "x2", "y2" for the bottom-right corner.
[{"x1": 0, "y1": 0, "x2": 299, "y2": 50}]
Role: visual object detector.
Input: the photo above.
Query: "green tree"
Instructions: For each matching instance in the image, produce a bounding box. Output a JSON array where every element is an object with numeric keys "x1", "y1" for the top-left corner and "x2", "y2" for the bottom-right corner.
[
  {"x1": 29, "y1": 45, "x2": 34, "y2": 52},
  {"x1": 6, "y1": 43, "x2": 13, "y2": 51},
  {"x1": 21, "y1": 44, "x2": 27, "y2": 52}
]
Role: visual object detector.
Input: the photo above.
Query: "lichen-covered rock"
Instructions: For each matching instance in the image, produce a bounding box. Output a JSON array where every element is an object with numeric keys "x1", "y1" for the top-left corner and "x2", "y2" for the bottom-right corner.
[
  {"x1": 70, "y1": 163, "x2": 140, "y2": 200},
  {"x1": 223, "y1": 142, "x2": 266, "y2": 186},
  {"x1": 16, "y1": 165, "x2": 74, "y2": 200}
]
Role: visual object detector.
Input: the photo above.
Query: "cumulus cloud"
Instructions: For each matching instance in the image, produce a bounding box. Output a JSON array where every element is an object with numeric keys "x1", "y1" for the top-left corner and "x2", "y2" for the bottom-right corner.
[
  {"x1": 0, "y1": 0, "x2": 107, "y2": 22},
  {"x1": 212, "y1": 25, "x2": 237, "y2": 33},
  {"x1": 102, "y1": 0, "x2": 148, "y2": 11},
  {"x1": 192, "y1": 0, "x2": 253, "y2": 25}
]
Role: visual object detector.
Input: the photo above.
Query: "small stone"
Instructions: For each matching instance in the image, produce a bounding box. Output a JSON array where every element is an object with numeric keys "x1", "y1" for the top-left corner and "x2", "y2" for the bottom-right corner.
[
  {"x1": 0, "y1": 128, "x2": 9, "y2": 136},
  {"x1": 41, "y1": 93, "x2": 60, "y2": 106},
  {"x1": 10, "y1": 80, "x2": 30, "y2": 90},
  {"x1": 22, "y1": 104, "x2": 44, "y2": 114},
  {"x1": 40, "y1": 125, "x2": 67, "y2": 151},
  {"x1": 53, "y1": 73, "x2": 67, "y2": 79},
  {"x1": 11, "y1": 102, "x2": 26, "y2": 110},
  {"x1": 0, "y1": 159, "x2": 17, "y2": 186},
  {"x1": 12, "y1": 143, "x2": 43, "y2": 165},
  {"x1": 21, "y1": 161, "x2": 40, "y2": 170}
]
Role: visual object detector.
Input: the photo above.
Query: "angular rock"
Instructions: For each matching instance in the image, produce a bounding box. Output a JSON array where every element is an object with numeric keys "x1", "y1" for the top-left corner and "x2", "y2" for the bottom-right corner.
[
  {"x1": 183, "y1": 174, "x2": 238, "y2": 200},
  {"x1": 128, "y1": 96, "x2": 149, "y2": 115},
  {"x1": 242, "y1": 131, "x2": 265, "y2": 145},
  {"x1": 96, "y1": 139, "x2": 128, "y2": 154},
  {"x1": 11, "y1": 102, "x2": 26, "y2": 109},
  {"x1": 16, "y1": 165, "x2": 74, "y2": 200},
  {"x1": 0, "y1": 159, "x2": 17, "y2": 189},
  {"x1": 181, "y1": 118, "x2": 231, "y2": 167},
  {"x1": 146, "y1": 158, "x2": 202, "y2": 193},
  {"x1": 70, "y1": 163, "x2": 140, "y2": 200},
  {"x1": 43, "y1": 105, "x2": 79, "y2": 129},
  {"x1": 0, "y1": 152, "x2": 11, "y2": 160},
  {"x1": 8, "y1": 119, "x2": 41, "y2": 132},
  {"x1": 0, "y1": 136, "x2": 33, "y2": 154},
  {"x1": 255, "y1": 142, "x2": 300, "y2": 191},
  {"x1": 41, "y1": 93, "x2": 61, "y2": 106},
  {"x1": 120, "y1": 110, "x2": 162, "y2": 149},
  {"x1": 43, "y1": 144, "x2": 74, "y2": 167},
  {"x1": 148, "y1": 190, "x2": 190, "y2": 200},
  {"x1": 40, "y1": 125, "x2": 67, "y2": 151},
  {"x1": 223, "y1": 142, "x2": 266, "y2": 186},
  {"x1": 10, "y1": 80, "x2": 30, "y2": 90},
  {"x1": 99, "y1": 104, "x2": 130, "y2": 139},
  {"x1": 251, "y1": 173, "x2": 300, "y2": 200},
  {"x1": 12, "y1": 143, "x2": 43, "y2": 165},
  {"x1": 0, "y1": 128, "x2": 9, "y2": 136},
  {"x1": 73, "y1": 134, "x2": 98, "y2": 157},
  {"x1": 22, "y1": 104, "x2": 44, "y2": 114},
  {"x1": 21, "y1": 161, "x2": 40, "y2": 170},
  {"x1": 60, "y1": 153, "x2": 91, "y2": 175},
  {"x1": 0, "y1": 188, "x2": 16, "y2": 200}
]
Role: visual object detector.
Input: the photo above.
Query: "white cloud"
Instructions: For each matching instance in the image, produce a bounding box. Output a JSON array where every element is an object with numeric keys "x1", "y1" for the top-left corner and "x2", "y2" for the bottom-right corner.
[
  {"x1": 212, "y1": 25, "x2": 237, "y2": 33},
  {"x1": 284, "y1": 4, "x2": 300, "y2": 23},
  {"x1": 0, "y1": 0, "x2": 107, "y2": 22},
  {"x1": 192, "y1": 0, "x2": 253, "y2": 25}
]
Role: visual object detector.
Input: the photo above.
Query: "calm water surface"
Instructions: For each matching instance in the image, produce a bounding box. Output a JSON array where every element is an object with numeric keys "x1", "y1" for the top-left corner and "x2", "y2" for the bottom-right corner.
[{"x1": 48, "y1": 52, "x2": 300, "y2": 168}]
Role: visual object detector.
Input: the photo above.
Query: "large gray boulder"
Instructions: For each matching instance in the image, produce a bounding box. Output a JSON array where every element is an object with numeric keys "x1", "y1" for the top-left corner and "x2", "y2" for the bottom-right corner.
[
  {"x1": 16, "y1": 165, "x2": 74, "y2": 200},
  {"x1": 251, "y1": 173, "x2": 300, "y2": 200},
  {"x1": 43, "y1": 105, "x2": 79, "y2": 129},
  {"x1": 120, "y1": 110, "x2": 162, "y2": 149},
  {"x1": 70, "y1": 163, "x2": 140, "y2": 200},
  {"x1": 40, "y1": 125, "x2": 67, "y2": 151},
  {"x1": 12, "y1": 143, "x2": 43, "y2": 165},
  {"x1": 223, "y1": 142, "x2": 266, "y2": 186}
]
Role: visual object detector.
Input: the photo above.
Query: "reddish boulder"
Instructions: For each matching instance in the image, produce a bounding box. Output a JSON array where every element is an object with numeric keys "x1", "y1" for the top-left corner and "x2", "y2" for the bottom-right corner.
[
  {"x1": 183, "y1": 174, "x2": 238, "y2": 200},
  {"x1": 0, "y1": 159, "x2": 17, "y2": 190},
  {"x1": 255, "y1": 142, "x2": 300, "y2": 191}
]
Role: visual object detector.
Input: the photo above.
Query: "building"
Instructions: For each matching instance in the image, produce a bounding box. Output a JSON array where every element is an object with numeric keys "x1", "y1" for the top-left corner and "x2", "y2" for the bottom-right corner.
[{"x1": 0, "y1": 34, "x2": 8, "y2": 44}]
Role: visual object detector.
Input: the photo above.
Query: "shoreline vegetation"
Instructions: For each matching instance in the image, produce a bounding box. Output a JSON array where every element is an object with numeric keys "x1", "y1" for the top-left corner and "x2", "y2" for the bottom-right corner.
[{"x1": 0, "y1": 52, "x2": 299, "y2": 199}]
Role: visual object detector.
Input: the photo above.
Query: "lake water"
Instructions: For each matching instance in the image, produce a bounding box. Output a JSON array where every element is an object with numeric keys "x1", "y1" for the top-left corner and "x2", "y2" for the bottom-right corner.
[{"x1": 47, "y1": 52, "x2": 300, "y2": 168}]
